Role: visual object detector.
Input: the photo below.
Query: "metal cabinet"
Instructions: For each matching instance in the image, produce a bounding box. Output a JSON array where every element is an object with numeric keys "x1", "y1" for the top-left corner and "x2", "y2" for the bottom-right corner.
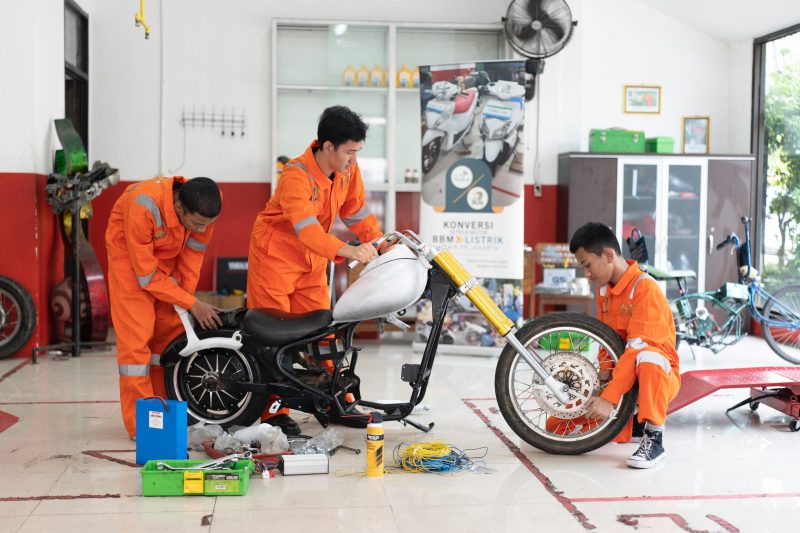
[{"x1": 558, "y1": 153, "x2": 754, "y2": 298}]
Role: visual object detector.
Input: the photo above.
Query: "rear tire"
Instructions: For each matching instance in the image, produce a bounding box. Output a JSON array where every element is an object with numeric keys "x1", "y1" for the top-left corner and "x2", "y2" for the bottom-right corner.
[
  {"x1": 163, "y1": 330, "x2": 267, "y2": 428},
  {"x1": 0, "y1": 276, "x2": 37, "y2": 359},
  {"x1": 495, "y1": 313, "x2": 637, "y2": 455}
]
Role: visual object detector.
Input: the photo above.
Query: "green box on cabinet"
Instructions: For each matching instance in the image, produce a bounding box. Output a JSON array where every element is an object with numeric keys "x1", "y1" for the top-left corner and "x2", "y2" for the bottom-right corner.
[{"x1": 589, "y1": 128, "x2": 646, "y2": 153}]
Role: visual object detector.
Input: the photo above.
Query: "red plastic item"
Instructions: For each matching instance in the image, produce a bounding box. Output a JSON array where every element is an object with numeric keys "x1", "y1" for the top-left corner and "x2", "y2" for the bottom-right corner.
[{"x1": 200, "y1": 440, "x2": 289, "y2": 463}]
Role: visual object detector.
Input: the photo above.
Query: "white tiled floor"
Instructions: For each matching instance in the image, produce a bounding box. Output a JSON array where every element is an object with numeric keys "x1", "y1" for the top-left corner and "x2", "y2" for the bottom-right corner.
[{"x1": 1, "y1": 334, "x2": 799, "y2": 532}]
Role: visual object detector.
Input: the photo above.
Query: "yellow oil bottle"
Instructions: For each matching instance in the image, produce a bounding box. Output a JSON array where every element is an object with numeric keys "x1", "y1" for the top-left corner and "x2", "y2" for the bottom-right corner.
[{"x1": 366, "y1": 412, "x2": 384, "y2": 477}]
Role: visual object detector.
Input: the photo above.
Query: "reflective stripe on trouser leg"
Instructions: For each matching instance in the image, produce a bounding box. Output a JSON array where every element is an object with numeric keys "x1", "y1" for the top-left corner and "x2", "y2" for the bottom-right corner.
[
  {"x1": 634, "y1": 351, "x2": 680, "y2": 426},
  {"x1": 109, "y1": 266, "x2": 157, "y2": 437}
]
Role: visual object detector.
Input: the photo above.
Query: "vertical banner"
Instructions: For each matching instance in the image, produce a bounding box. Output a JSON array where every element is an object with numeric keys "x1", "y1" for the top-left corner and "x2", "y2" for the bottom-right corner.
[{"x1": 415, "y1": 60, "x2": 527, "y2": 355}]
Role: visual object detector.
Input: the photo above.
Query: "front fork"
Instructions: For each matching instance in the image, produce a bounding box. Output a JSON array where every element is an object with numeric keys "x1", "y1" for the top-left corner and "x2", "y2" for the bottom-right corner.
[{"x1": 430, "y1": 249, "x2": 571, "y2": 403}]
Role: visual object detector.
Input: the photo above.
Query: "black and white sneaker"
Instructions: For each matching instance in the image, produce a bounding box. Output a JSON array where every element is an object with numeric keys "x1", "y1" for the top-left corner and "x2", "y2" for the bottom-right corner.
[
  {"x1": 630, "y1": 417, "x2": 646, "y2": 444},
  {"x1": 626, "y1": 429, "x2": 665, "y2": 468}
]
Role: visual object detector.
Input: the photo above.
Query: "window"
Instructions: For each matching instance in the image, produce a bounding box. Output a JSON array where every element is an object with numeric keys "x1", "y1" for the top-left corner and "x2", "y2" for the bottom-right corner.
[{"x1": 65, "y1": 0, "x2": 89, "y2": 150}]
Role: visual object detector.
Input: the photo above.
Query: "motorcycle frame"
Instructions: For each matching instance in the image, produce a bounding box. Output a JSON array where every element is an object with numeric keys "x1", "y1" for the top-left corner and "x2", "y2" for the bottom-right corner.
[{"x1": 164, "y1": 231, "x2": 571, "y2": 429}]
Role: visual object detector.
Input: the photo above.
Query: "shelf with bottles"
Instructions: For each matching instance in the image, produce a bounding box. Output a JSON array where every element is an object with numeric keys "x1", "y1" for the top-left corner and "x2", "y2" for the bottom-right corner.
[{"x1": 275, "y1": 25, "x2": 388, "y2": 88}]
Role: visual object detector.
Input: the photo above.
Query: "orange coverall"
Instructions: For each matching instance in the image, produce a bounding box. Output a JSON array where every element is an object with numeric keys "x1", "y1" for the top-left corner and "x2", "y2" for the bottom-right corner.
[
  {"x1": 547, "y1": 260, "x2": 681, "y2": 439},
  {"x1": 247, "y1": 141, "x2": 382, "y2": 417},
  {"x1": 106, "y1": 177, "x2": 215, "y2": 437}
]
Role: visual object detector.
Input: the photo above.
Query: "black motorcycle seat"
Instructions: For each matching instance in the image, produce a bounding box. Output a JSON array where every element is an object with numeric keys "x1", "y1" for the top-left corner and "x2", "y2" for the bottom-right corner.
[{"x1": 243, "y1": 308, "x2": 333, "y2": 345}]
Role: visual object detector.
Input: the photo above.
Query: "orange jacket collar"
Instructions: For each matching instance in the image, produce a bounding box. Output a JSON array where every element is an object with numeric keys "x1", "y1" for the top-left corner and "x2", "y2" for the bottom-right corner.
[
  {"x1": 302, "y1": 141, "x2": 344, "y2": 188},
  {"x1": 608, "y1": 260, "x2": 642, "y2": 296},
  {"x1": 163, "y1": 176, "x2": 186, "y2": 228}
]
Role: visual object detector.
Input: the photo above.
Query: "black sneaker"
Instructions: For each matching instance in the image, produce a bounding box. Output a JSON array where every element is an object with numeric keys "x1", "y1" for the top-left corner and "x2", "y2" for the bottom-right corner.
[
  {"x1": 630, "y1": 417, "x2": 646, "y2": 444},
  {"x1": 626, "y1": 429, "x2": 665, "y2": 468}
]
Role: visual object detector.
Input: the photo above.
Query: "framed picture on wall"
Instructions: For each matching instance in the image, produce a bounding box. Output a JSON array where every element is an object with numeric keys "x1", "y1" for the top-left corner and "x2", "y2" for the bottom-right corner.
[
  {"x1": 623, "y1": 85, "x2": 661, "y2": 114},
  {"x1": 682, "y1": 116, "x2": 710, "y2": 154}
]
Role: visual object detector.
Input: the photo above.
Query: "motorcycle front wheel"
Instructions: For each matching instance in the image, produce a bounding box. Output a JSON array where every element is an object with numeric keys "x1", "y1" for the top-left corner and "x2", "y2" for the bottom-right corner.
[
  {"x1": 422, "y1": 137, "x2": 442, "y2": 174},
  {"x1": 163, "y1": 330, "x2": 267, "y2": 428},
  {"x1": 495, "y1": 313, "x2": 636, "y2": 455}
]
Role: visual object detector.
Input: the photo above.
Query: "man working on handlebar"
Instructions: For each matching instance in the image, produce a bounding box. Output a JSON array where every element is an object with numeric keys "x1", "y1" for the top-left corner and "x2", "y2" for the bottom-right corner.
[{"x1": 247, "y1": 105, "x2": 382, "y2": 435}]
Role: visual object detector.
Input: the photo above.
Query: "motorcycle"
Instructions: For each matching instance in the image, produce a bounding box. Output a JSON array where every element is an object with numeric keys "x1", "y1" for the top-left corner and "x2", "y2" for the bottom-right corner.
[
  {"x1": 421, "y1": 81, "x2": 479, "y2": 175},
  {"x1": 479, "y1": 80, "x2": 526, "y2": 176},
  {"x1": 161, "y1": 231, "x2": 636, "y2": 455}
]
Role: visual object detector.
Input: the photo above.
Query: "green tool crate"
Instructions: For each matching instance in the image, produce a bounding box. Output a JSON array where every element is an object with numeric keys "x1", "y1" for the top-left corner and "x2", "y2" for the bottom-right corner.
[
  {"x1": 589, "y1": 128, "x2": 645, "y2": 153},
  {"x1": 645, "y1": 136, "x2": 674, "y2": 153},
  {"x1": 141, "y1": 458, "x2": 255, "y2": 496}
]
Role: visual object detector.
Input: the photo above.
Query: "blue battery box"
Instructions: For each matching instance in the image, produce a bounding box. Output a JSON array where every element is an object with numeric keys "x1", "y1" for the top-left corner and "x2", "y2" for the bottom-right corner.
[{"x1": 136, "y1": 397, "x2": 188, "y2": 465}]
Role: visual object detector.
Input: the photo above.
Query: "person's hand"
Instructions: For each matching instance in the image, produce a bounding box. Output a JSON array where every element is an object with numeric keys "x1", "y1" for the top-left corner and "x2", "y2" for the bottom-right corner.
[
  {"x1": 585, "y1": 396, "x2": 616, "y2": 420},
  {"x1": 190, "y1": 300, "x2": 223, "y2": 330},
  {"x1": 338, "y1": 242, "x2": 378, "y2": 264}
]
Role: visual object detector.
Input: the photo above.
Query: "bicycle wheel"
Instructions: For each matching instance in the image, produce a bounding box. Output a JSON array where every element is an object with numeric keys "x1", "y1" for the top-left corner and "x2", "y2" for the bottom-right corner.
[{"x1": 762, "y1": 284, "x2": 800, "y2": 364}]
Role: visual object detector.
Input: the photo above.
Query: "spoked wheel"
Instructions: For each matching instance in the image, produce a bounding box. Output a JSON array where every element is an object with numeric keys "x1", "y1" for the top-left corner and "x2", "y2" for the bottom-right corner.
[
  {"x1": 164, "y1": 340, "x2": 266, "y2": 428},
  {"x1": 495, "y1": 313, "x2": 637, "y2": 455},
  {"x1": 0, "y1": 276, "x2": 37, "y2": 359},
  {"x1": 762, "y1": 284, "x2": 800, "y2": 365}
]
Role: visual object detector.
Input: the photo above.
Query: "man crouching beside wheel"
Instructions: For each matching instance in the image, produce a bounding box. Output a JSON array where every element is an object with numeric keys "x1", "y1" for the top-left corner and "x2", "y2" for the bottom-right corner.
[{"x1": 547, "y1": 222, "x2": 681, "y2": 468}]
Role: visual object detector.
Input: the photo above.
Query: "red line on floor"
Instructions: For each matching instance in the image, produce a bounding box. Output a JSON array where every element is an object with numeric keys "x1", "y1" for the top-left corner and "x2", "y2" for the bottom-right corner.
[
  {"x1": 491, "y1": 185, "x2": 521, "y2": 198},
  {"x1": 0, "y1": 493, "x2": 120, "y2": 502},
  {"x1": 707, "y1": 514, "x2": 741, "y2": 533},
  {"x1": 0, "y1": 400, "x2": 119, "y2": 405},
  {"x1": 0, "y1": 410, "x2": 19, "y2": 433},
  {"x1": 463, "y1": 400, "x2": 597, "y2": 530},
  {"x1": 617, "y1": 513, "x2": 740, "y2": 533},
  {"x1": 0, "y1": 360, "x2": 30, "y2": 383},
  {"x1": 82, "y1": 449, "x2": 139, "y2": 468},
  {"x1": 572, "y1": 492, "x2": 800, "y2": 503}
]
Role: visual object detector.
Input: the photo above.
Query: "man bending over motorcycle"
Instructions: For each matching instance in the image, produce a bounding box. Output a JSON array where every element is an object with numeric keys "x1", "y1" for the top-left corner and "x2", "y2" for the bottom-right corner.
[{"x1": 247, "y1": 106, "x2": 382, "y2": 435}]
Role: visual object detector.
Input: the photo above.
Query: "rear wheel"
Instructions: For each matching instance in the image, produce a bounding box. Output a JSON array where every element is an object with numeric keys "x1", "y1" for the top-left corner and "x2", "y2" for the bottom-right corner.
[
  {"x1": 762, "y1": 284, "x2": 800, "y2": 365},
  {"x1": 164, "y1": 332, "x2": 267, "y2": 428},
  {"x1": 0, "y1": 276, "x2": 37, "y2": 359},
  {"x1": 495, "y1": 313, "x2": 636, "y2": 455},
  {"x1": 422, "y1": 137, "x2": 442, "y2": 174}
]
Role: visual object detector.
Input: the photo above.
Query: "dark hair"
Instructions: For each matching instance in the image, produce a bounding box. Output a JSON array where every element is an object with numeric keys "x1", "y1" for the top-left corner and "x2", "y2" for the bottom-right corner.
[
  {"x1": 179, "y1": 177, "x2": 221, "y2": 218},
  {"x1": 569, "y1": 222, "x2": 621, "y2": 256},
  {"x1": 317, "y1": 106, "x2": 368, "y2": 149}
]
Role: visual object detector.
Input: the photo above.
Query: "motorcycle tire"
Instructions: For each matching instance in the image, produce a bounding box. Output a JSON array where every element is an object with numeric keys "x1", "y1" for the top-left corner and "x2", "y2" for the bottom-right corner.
[
  {"x1": 0, "y1": 276, "x2": 37, "y2": 360},
  {"x1": 495, "y1": 313, "x2": 637, "y2": 455},
  {"x1": 163, "y1": 329, "x2": 267, "y2": 428},
  {"x1": 422, "y1": 137, "x2": 442, "y2": 175}
]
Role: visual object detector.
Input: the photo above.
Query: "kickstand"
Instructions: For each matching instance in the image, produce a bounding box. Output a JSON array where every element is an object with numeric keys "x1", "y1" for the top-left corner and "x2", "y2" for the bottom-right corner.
[{"x1": 400, "y1": 418, "x2": 434, "y2": 433}]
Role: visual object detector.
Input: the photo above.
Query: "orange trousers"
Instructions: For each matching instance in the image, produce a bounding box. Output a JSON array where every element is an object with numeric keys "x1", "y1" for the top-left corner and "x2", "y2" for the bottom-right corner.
[
  {"x1": 109, "y1": 264, "x2": 183, "y2": 437},
  {"x1": 247, "y1": 249, "x2": 332, "y2": 420},
  {"x1": 546, "y1": 358, "x2": 681, "y2": 441}
]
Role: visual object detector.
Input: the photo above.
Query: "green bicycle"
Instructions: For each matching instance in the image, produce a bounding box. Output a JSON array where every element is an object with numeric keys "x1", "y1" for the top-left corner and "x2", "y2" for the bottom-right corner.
[{"x1": 629, "y1": 216, "x2": 800, "y2": 364}]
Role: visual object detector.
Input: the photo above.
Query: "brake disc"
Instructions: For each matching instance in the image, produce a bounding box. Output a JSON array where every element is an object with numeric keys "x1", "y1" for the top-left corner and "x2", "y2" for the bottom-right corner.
[{"x1": 530, "y1": 352, "x2": 600, "y2": 419}]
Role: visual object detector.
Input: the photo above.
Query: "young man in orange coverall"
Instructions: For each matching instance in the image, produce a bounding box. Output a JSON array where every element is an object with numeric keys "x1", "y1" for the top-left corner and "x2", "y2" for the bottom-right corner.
[
  {"x1": 247, "y1": 106, "x2": 382, "y2": 435},
  {"x1": 560, "y1": 222, "x2": 680, "y2": 468},
  {"x1": 106, "y1": 176, "x2": 223, "y2": 439}
]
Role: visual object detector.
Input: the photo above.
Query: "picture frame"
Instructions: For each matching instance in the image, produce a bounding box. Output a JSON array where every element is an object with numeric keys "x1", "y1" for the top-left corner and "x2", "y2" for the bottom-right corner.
[
  {"x1": 623, "y1": 85, "x2": 661, "y2": 114},
  {"x1": 682, "y1": 116, "x2": 710, "y2": 154}
]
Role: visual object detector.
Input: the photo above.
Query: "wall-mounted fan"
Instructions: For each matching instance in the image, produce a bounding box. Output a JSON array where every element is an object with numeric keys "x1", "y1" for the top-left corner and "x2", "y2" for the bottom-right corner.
[{"x1": 503, "y1": 0, "x2": 577, "y2": 100}]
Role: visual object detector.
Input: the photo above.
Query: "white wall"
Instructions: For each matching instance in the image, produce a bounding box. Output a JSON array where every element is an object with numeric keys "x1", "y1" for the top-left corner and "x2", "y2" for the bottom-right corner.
[
  {"x1": 0, "y1": 0, "x2": 65, "y2": 174},
  {"x1": 79, "y1": 0, "x2": 755, "y2": 185}
]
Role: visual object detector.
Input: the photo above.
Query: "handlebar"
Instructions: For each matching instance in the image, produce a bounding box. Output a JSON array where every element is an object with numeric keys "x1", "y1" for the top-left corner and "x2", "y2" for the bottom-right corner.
[{"x1": 345, "y1": 230, "x2": 427, "y2": 271}]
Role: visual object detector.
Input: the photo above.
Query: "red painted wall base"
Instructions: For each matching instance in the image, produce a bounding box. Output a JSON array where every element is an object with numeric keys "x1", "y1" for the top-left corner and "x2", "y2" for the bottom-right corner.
[{"x1": 0, "y1": 173, "x2": 63, "y2": 358}]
